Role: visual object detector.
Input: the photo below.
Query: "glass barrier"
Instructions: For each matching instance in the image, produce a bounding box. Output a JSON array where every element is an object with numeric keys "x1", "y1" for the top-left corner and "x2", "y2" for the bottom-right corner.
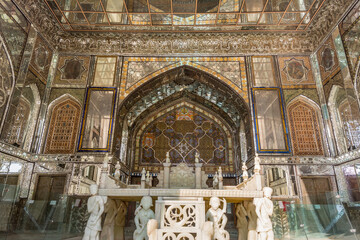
[
  {"x1": 1, "y1": 186, "x2": 360, "y2": 240},
  {"x1": 0, "y1": 183, "x2": 89, "y2": 240}
]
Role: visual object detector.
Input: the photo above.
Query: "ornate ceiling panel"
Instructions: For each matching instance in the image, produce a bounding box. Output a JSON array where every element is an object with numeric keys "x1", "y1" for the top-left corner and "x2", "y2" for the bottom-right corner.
[
  {"x1": 12, "y1": 0, "x2": 357, "y2": 54},
  {"x1": 43, "y1": 0, "x2": 326, "y2": 32}
]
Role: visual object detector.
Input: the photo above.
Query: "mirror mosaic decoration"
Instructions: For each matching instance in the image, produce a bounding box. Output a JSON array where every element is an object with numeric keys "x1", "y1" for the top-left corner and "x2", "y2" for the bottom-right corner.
[
  {"x1": 0, "y1": 0, "x2": 27, "y2": 75},
  {"x1": 78, "y1": 88, "x2": 116, "y2": 151},
  {"x1": 44, "y1": 0, "x2": 326, "y2": 31},
  {"x1": 341, "y1": 0, "x2": 360, "y2": 77},
  {"x1": 0, "y1": 43, "x2": 13, "y2": 124},
  {"x1": 316, "y1": 37, "x2": 339, "y2": 81},
  {"x1": 29, "y1": 36, "x2": 53, "y2": 82}
]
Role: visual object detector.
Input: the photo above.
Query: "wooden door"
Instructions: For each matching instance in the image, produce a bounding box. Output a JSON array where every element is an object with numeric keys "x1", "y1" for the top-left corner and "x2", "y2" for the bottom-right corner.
[{"x1": 301, "y1": 177, "x2": 332, "y2": 205}]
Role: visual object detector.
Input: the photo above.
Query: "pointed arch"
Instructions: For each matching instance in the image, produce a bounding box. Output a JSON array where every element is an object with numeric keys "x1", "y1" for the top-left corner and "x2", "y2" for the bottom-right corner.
[
  {"x1": 44, "y1": 94, "x2": 82, "y2": 154},
  {"x1": 120, "y1": 61, "x2": 248, "y2": 103},
  {"x1": 287, "y1": 95, "x2": 324, "y2": 155}
]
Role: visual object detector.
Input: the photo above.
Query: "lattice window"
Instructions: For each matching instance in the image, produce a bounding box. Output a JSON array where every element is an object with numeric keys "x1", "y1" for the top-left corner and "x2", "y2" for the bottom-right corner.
[
  {"x1": 288, "y1": 101, "x2": 323, "y2": 155},
  {"x1": 45, "y1": 99, "x2": 81, "y2": 154},
  {"x1": 6, "y1": 98, "x2": 30, "y2": 145},
  {"x1": 339, "y1": 100, "x2": 360, "y2": 149}
]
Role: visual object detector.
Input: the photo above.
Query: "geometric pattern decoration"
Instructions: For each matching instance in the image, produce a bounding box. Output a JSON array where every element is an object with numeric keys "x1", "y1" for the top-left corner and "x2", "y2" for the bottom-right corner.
[
  {"x1": 54, "y1": 55, "x2": 90, "y2": 86},
  {"x1": 278, "y1": 56, "x2": 314, "y2": 86},
  {"x1": 120, "y1": 57, "x2": 247, "y2": 102},
  {"x1": 139, "y1": 106, "x2": 230, "y2": 171},
  {"x1": 288, "y1": 100, "x2": 323, "y2": 155},
  {"x1": 45, "y1": 98, "x2": 81, "y2": 154}
]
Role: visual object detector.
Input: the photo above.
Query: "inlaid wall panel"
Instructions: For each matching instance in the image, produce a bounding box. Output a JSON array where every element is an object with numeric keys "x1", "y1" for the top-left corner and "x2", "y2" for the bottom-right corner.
[
  {"x1": 288, "y1": 100, "x2": 323, "y2": 156},
  {"x1": 45, "y1": 98, "x2": 81, "y2": 154},
  {"x1": 278, "y1": 56, "x2": 314, "y2": 86},
  {"x1": 29, "y1": 36, "x2": 53, "y2": 81},
  {"x1": 53, "y1": 55, "x2": 90, "y2": 86},
  {"x1": 0, "y1": 43, "x2": 13, "y2": 124},
  {"x1": 5, "y1": 97, "x2": 30, "y2": 145},
  {"x1": 316, "y1": 36, "x2": 339, "y2": 81}
]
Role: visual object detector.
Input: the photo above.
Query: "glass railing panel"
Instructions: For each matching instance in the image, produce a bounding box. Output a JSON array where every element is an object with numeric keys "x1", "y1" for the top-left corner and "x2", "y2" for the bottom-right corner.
[{"x1": 286, "y1": 203, "x2": 358, "y2": 239}]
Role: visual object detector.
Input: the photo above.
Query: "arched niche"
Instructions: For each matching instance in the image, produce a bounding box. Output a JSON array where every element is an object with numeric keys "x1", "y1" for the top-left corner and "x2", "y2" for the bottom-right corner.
[
  {"x1": 328, "y1": 85, "x2": 360, "y2": 153},
  {"x1": 43, "y1": 94, "x2": 82, "y2": 154},
  {"x1": 133, "y1": 102, "x2": 234, "y2": 173},
  {"x1": 287, "y1": 96, "x2": 325, "y2": 156},
  {"x1": 115, "y1": 66, "x2": 252, "y2": 174}
]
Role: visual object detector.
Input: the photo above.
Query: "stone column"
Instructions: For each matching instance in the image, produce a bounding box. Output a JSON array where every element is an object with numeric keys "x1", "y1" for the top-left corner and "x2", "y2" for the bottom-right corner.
[
  {"x1": 163, "y1": 162, "x2": 171, "y2": 188},
  {"x1": 195, "y1": 163, "x2": 203, "y2": 189}
]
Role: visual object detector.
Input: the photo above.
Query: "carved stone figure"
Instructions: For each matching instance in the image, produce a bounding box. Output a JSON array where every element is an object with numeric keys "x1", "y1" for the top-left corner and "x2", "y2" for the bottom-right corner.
[
  {"x1": 83, "y1": 184, "x2": 107, "y2": 240},
  {"x1": 242, "y1": 162, "x2": 248, "y2": 182},
  {"x1": 102, "y1": 199, "x2": 126, "y2": 240},
  {"x1": 202, "y1": 221, "x2": 214, "y2": 240},
  {"x1": 213, "y1": 172, "x2": 219, "y2": 189},
  {"x1": 114, "y1": 161, "x2": 121, "y2": 181},
  {"x1": 165, "y1": 151, "x2": 170, "y2": 163},
  {"x1": 134, "y1": 196, "x2": 155, "y2": 240},
  {"x1": 254, "y1": 187, "x2": 274, "y2": 240},
  {"x1": 147, "y1": 219, "x2": 158, "y2": 240},
  {"x1": 245, "y1": 201, "x2": 257, "y2": 240},
  {"x1": 205, "y1": 197, "x2": 230, "y2": 240},
  {"x1": 218, "y1": 167, "x2": 223, "y2": 189},
  {"x1": 195, "y1": 151, "x2": 200, "y2": 163},
  {"x1": 114, "y1": 201, "x2": 127, "y2": 240},
  {"x1": 235, "y1": 202, "x2": 248, "y2": 240},
  {"x1": 101, "y1": 199, "x2": 117, "y2": 240}
]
